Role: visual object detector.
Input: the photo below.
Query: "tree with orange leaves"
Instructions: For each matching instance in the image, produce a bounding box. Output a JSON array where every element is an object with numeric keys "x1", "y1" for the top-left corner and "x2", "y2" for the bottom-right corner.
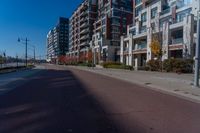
[{"x1": 150, "y1": 35, "x2": 161, "y2": 58}]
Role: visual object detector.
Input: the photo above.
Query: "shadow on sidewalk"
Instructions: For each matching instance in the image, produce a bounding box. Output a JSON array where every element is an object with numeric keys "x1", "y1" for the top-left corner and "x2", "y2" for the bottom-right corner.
[{"x1": 0, "y1": 69, "x2": 145, "y2": 133}]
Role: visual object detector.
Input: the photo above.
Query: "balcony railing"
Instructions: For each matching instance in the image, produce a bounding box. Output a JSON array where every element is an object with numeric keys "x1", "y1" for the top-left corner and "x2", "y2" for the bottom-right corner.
[
  {"x1": 170, "y1": 38, "x2": 183, "y2": 45},
  {"x1": 80, "y1": 29, "x2": 89, "y2": 34},
  {"x1": 124, "y1": 47, "x2": 129, "y2": 52},
  {"x1": 134, "y1": 43, "x2": 147, "y2": 50},
  {"x1": 139, "y1": 43, "x2": 147, "y2": 49},
  {"x1": 160, "y1": 8, "x2": 170, "y2": 15},
  {"x1": 139, "y1": 28, "x2": 147, "y2": 34}
]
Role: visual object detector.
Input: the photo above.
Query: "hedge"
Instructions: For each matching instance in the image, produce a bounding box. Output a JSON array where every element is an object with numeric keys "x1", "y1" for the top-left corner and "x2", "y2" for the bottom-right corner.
[
  {"x1": 147, "y1": 60, "x2": 162, "y2": 71},
  {"x1": 102, "y1": 62, "x2": 133, "y2": 70},
  {"x1": 163, "y1": 59, "x2": 193, "y2": 73},
  {"x1": 147, "y1": 59, "x2": 194, "y2": 73}
]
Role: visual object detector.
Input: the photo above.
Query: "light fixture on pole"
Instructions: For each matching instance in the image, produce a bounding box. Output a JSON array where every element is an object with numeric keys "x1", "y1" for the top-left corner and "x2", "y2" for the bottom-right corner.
[{"x1": 18, "y1": 37, "x2": 30, "y2": 67}]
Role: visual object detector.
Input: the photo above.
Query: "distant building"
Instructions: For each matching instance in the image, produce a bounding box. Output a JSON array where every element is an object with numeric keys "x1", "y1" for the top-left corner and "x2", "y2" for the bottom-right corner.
[{"x1": 47, "y1": 17, "x2": 69, "y2": 62}]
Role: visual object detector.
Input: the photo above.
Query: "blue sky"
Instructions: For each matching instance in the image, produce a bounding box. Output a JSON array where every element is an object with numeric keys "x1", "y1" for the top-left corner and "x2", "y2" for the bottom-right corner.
[{"x1": 0, "y1": 0, "x2": 82, "y2": 59}]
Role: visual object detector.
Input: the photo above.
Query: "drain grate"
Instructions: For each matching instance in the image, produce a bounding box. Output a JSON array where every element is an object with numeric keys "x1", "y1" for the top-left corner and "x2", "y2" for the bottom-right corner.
[{"x1": 145, "y1": 82, "x2": 152, "y2": 85}]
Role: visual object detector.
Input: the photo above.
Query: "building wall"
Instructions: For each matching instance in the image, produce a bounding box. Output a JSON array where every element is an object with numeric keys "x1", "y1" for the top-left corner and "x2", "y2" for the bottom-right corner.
[
  {"x1": 69, "y1": 0, "x2": 97, "y2": 61},
  {"x1": 92, "y1": 0, "x2": 133, "y2": 62},
  {"x1": 120, "y1": 0, "x2": 197, "y2": 68}
]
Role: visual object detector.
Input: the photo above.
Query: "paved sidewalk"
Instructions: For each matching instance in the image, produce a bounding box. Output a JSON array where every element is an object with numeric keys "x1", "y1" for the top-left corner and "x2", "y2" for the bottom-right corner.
[{"x1": 67, "y1": 66, "x2": 200, "y2": 103}]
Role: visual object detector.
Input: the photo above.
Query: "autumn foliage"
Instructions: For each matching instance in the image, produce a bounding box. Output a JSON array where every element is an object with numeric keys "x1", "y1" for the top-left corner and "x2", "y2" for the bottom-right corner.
[
  {"x1": 150, "y1": 36, "x2": 161, "y2": 57},
  {"x1": 58, "y1": 50, "x2": 93, "y2": 64}
]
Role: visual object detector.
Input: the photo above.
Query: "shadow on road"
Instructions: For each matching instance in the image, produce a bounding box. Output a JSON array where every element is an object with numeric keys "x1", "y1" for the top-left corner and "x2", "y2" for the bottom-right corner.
[{"x1": 0, "y1": 69, "x2": 139, "y2": 133}]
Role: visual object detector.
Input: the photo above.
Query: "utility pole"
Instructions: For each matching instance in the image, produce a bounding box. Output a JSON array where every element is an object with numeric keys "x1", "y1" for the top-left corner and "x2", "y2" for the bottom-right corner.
[
  {"x1": 25, "y1": 38, "x2": 28, "y2": 67},
  {"x1": 0, "y1": 52, "x2": 2, "y2": 69},
  {"x1": 32, "y1": 46, "x2": 36, "y2": 64},
  {"x1": 194, "y1": 2, "x2": 200, "y2": 87},
  {"x1": 3, "y1": 51, "x2": 6, "y2": 67},
  {"x1": 16, "y1": 54, "x2": 18, "y2": 68},
  {"x1": 94, "y1": 49, "x2": 96, "y2": 66},
  {"x1": 18, "y1": 37, "x2": 29, "y2": 67},
  {"x1": 34, "y1": 47, "x2": 35, "y2": 64},
  {"x1": 29, "y1": 44, "x2": 36, "y2": 64}
]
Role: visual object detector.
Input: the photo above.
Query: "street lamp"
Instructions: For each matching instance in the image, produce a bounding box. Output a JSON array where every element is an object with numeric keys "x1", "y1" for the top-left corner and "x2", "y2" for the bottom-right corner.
[
  {"x1": 194, "y1": 1, "x2": 200, "y2": 87},
  {"x1": 18, "y1": 37, "x2": 30, "y2": 67},
  {"x1": 29, "y1": 44, "x2": 36, "y2": 64},
  {"x1": 16, "y1": 55, "x2": 18, "y2": 68}
]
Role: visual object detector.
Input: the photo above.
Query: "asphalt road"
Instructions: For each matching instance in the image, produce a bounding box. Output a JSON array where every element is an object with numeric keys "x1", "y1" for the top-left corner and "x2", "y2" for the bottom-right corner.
[{"x1": 0, "y1": 64, "x2": 200, "y2": 133}]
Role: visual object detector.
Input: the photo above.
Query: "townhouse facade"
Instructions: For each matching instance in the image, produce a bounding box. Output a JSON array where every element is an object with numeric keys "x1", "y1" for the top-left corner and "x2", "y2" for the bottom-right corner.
[
  {"x1": 68, "y1": 0, "x2": 97, "y2": 62},
  {"x1": 91, "y1": 0, "x2": 133, "y2": 63},
  {"x1": 120, "y1": 0, "x2": 199, "y2": 69},
  {"x1": 47, "y1": 17, "x2": 69, "y2": 62}
]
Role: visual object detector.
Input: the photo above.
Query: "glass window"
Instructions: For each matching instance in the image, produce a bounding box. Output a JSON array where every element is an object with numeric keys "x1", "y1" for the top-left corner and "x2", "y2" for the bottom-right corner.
[
  {"x1": 135, "y1": 0, "x2": 142, "y2": 6},
  {"x1": 141, "y1": 12, "x2": 147, "y2": 22},
  {"x1": 151, "y1": 7, "x2": 157, "y2": 19},
  {"x1": 135, "y1": 5, "x2": 142, "y2": 17},
  {"x1": 112, "y1": 18, "x2": 120, "y2": 25},
  {"x1": 113, "y1": 10, "x2": 121, "y2": 17},
  {"x1": 112, "y1": 26, "x2": 120, "y2": 32},
  {"x1": 129, "y1": 28, "x2": 136, "y2": 35}
]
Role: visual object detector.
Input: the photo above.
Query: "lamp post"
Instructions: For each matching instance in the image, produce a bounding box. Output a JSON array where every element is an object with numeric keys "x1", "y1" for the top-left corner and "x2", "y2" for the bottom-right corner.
[
  {"x1": 194, "y1": 2, "x2": 200, "y2": 87},
  {"x1": 194, "y1": 16, "x2": 200, "y2": 86},
  {"x1": 16, "y1": 55, "x2": 18, "y2": 68},
  {"x1": 3, "y1": 51, "x2": 6, "y2": 67},
  {"x1": 18, "y1": 37, "x2": 29, "y2": 67},
  {"x1": 29, "y1": 45, "x2": 36, "y2": 64}
]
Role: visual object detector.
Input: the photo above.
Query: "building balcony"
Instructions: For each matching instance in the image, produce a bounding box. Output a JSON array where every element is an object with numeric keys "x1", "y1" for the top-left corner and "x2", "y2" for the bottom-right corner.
[
  {"x1": 170, "y1": 38, "x2": 183, "y2": 45},
  {"x1": 170, "y1": 20, "x2": 184, "y2": 30},
  {"x1": 80, "y1": 17, "x2": 87, "y2": 23},
  {"x1": 124, "y1": 47, "x2": 129, "y2": 52},
  {"x1": 169, "y1": 44, "x2": 183, "y2": 51},
  {"x1": 143, "y1": 0, "x2": 154, "y2": 6},
  {"x1": 139, "y1": 28, "x2": 147, "y2": 34},
  {"x1": 80, "y1": 22, "x2": 88, "y2": 29},
  {"x1": 160, "y1": 8, "x2": 170, "y2": 16},
  {"x1": 134, "y1": 43, "x2": 147, "y2": 50},
  {"x1": 80, "y1": 28, "x2": 89, "y2": 35},
  {"x1": 80, "y1": 42, "x2": 87, "y2": 46},
  {"x1": 80, "y1": 11, "x2": 87, "y2": 17},
  {"x1": 80, "y1": 35, "x2": 89, "y2": 41}
]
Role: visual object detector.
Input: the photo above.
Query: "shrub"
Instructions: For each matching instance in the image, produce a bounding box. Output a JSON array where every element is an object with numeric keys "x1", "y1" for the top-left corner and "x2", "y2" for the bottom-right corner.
[
  {"x1": 102, "y1": 61, "x2": 133, "y2": 70},
  {"x1": 163, "y1": 59, "x2": 173, "y2": 72},
  {"x1": 147, "y1": 60, "x2": 162, "y2": 71},
  {"x1": 102, "y1": 61, "x2": 122, "y2": 68},
  {"x1": 87, "y1": 63, "x2": 95, "y2": 67},
  {"x1": 123, "y1": 65, "x2": 133, "y2": 70},
  {"x1": 163, "y1": 59, "x2": 193, "y2": 73}
]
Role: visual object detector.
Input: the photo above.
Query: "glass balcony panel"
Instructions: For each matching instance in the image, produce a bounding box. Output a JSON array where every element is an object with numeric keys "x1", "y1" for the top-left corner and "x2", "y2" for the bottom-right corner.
[
  {"x1": 160, "y1": 8, "x2": 170, "y2": 15},
  {"x1": 170, "y1": 38, "x2": 183, "y2": 45}
]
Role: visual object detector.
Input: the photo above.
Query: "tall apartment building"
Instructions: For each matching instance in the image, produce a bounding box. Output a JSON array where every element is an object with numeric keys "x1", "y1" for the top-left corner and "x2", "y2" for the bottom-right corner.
[
  {"x1": 47, "y1": 17, "x2": 69, "y2": 62},
  {"x1": 120, "y1": 0, "x2": 199, "y2": 69},
  {"x1": 68, "y1": 0, "x2": 97, "y2": 62},
  {"x1": 91, "y1": 0, "x2": 133, "y2": 63}
]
